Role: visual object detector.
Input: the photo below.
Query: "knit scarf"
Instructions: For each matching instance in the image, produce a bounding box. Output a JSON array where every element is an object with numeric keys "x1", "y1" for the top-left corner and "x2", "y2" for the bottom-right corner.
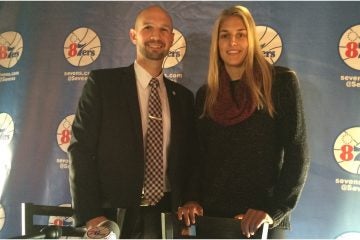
[{"x1": 212, "y1": 68, "x2": 255, "y2": 126}]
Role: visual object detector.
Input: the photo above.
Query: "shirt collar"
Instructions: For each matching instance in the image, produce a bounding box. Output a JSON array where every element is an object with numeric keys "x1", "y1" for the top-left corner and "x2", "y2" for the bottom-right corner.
[{"x1": 134, "y1": 61, "x2": 164, "y2": 89}]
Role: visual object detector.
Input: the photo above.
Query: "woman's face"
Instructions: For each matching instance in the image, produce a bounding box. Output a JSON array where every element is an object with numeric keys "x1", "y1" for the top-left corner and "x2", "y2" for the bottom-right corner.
[{"x1": 218, "y1": 16, "x2": 248, "y2": 70}]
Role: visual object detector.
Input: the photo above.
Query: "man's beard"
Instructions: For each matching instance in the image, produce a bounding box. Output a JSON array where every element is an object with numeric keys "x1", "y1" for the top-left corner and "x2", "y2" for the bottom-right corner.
[{"x1": 140, "y1": 40, "x2": 168, "y2": 60}]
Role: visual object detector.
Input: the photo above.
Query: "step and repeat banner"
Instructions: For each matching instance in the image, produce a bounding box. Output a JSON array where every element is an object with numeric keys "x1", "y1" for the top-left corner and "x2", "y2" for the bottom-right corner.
[{"x1": 0, "y1": 1, "x2": 360, "y2": 238}]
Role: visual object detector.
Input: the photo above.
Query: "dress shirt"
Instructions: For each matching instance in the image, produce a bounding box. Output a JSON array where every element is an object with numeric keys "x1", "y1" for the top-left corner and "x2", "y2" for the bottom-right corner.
[{"x1": 134, "y1": 61, "x2": 171, "y2": 192}]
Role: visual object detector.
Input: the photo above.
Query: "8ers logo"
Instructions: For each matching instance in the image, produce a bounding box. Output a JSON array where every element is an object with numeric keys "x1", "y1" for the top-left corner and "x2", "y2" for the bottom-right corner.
[
  {"x1": 339, "y1": 25, "x2": 360, "y2": 70},
  {"x1": 163, "y1": 28, "x2": 186, "y2": 69},
  {"x1": 57, "y1": 115, "x2": 74, "y2": 153},
  {"x1": 0, "y1": 31, "x2": 23, "y2": 68},
  {"x1": 0, "y1": 204, "x2": 4, "y2": 231},
  {"x1": 64, "y1": 27, "x2": 101, "y2": 66},
  {"x1": 256, "y1": 26, "x2": 282, "y2": 64},
  {"x1": 333, "y1": 127, "x2": 360, "y2": 175},
  {"x1": 0, "y1": 113, "x2": 14, "y2": 145}
]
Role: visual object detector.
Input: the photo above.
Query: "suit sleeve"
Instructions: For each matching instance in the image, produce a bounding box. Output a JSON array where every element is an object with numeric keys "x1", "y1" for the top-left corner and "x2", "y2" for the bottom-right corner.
[
  {"x1": 267, "y1": 70, "x2": 310, "y2": 227},
  {"x1": 68, "y1": 71, "x2": 104, "y2": 226},
  {"x1": 182, "y1": 85, "x2": 206, "y2": 203}
]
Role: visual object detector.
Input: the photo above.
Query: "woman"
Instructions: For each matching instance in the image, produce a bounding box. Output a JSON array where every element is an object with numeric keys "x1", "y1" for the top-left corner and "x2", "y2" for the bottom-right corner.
[{"x1": 179, "y1": 5, "x2": 310, "y2": 239}]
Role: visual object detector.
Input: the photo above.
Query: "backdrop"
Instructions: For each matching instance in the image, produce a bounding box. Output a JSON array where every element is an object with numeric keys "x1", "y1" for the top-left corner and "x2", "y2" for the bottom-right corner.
[{"x1": 0, "y1": 1, "x2": 360, "y2": 238}]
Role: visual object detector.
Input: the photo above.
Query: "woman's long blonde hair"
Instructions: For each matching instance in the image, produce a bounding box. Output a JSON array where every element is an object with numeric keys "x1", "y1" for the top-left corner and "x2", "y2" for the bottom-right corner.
[{"x1": 203, "y1": 5, "x2": 275, "y2": 118}]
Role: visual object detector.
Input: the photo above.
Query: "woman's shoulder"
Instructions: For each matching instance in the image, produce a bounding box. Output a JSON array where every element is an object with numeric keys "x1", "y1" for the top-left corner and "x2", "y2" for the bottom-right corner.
[
  {"x1": 196, "y1": 84, "x2": 207, "y2": 99},
  {"x1": 272, "y1": 65, "x2": 299, "y2": 88},
  {"x1": 273, "y1": 66, "x2": 297, "y2": 79}
]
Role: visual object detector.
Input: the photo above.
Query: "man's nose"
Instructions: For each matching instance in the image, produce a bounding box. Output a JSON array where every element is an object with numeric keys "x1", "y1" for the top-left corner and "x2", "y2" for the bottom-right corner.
[{"x1": 150, "y1": 29, "x2": 161, "y2": 40}]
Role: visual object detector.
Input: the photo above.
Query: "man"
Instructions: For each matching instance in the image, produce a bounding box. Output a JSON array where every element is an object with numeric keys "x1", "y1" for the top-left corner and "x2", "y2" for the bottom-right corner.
[{"x1": 68, "y1": 5, "x2": 195, "y2": 238}]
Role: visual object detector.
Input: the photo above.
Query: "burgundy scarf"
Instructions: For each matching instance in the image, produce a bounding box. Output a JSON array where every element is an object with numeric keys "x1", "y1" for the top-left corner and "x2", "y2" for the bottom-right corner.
[{"x1": 212, "y1": 69, "x2": 256, "y2": 126}]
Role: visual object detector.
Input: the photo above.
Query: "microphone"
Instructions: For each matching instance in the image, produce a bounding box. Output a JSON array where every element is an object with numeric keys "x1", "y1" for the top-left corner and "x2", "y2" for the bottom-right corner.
[
  {"x1": 85, "y1": 220, "x2": 120, "y2": 239},
  {"x1": 13, "y1": 225, "x2": 62, "y2": 239}
]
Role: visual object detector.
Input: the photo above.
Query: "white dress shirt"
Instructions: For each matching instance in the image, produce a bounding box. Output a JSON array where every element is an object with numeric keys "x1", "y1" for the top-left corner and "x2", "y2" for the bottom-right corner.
[{"x1": 134, "y1": 61, "x2": 171, "y2": 192}]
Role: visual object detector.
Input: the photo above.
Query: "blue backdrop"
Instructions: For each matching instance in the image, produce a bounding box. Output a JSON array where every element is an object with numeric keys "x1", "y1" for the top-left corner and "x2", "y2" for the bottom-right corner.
[{"x1": 0, "y1": 1, "x2": 360, "y2": 238}]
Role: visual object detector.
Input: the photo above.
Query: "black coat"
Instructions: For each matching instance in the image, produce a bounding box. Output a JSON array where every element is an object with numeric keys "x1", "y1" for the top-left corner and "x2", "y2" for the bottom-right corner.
[{"x1": 68, "y1": 64, "x2": 196, "y2": 225}]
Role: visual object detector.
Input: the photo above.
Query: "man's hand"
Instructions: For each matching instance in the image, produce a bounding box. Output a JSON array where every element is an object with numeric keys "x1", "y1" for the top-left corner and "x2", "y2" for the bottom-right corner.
[
  {"x1": 234, "y1": 209, "x2": 273, "y2": 238},
  {"x1": 86, "y1": 216, "x2": 108, "y2": 230},
  {"x1": 177, "y1": 201, "x2": 203, "y2": 226}
]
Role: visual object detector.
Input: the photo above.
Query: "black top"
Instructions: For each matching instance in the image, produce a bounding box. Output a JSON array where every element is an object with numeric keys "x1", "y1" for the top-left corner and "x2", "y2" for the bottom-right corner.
[{"x1": 188, "y1": 66, "x2": 310, "y2": 229}]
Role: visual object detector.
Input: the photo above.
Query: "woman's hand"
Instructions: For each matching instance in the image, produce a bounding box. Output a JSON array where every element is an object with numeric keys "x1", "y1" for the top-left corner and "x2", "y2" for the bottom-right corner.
[
  {"x1": 177, "y1": 201, "x2": 204, "y2": 226},
  {"x1": 234, "y1": 209, "x2": 273, "y2": 238}
]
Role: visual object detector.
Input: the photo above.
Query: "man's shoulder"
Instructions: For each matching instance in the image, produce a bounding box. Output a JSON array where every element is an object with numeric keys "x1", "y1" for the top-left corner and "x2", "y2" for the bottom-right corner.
[
  {"x1": 87, "y1": 65, "x2": 135, "y2": 85},
  {"x1": 91, "y1": 64, "x2": 134, "y2": 76},
  {"x1": 164, "y1": 78, "x2": 193, "y2": 97}
]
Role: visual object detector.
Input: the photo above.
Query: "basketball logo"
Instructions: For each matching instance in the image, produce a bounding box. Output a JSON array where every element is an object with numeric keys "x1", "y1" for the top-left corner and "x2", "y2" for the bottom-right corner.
[
  {"x1": 0, "y1": 204, "x2": 5, "y2": 231},
  {"x1": 57, "y1": 115, "x2": 75, "y2": 153},
  {"x1": 64, "y1": 27, "x2": 101, "y2": 67},
  {"x1": 0, "y1": 113, "x2": 14, "y2": 145},
  {"x1": 336, "y1": 232, "x2": 360, "y2": 239},
  {"x1": 339, "y1": 24, "x2": 360, "y2": 70},
  {"x1": 0, "y1": 31, "x2": 23, "y2": 68},
  {"x1": 162, "y1": 28, "x2": 186, "y2": 69},
  {"x1": 256, "y1": 26, "x2": 282, "y2": 64},
  {"x1": 333, "y1": 127, "x2": 360, "y2": 175}
]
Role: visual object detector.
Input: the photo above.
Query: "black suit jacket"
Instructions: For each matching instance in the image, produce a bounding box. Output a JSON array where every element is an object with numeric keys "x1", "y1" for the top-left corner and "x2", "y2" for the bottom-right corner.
[{"x1": 68, "y1": 64, "x2": 196, "y2": 225}]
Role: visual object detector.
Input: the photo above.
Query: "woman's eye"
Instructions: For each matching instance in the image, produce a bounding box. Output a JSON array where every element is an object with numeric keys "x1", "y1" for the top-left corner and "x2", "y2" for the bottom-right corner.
[{"x1": 220, "y1": 34, "x2": 229, "y2": 39}]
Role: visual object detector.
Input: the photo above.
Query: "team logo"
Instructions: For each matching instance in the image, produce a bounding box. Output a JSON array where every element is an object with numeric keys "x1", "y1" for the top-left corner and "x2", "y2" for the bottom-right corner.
[
  {"x1": 64, "y1": 27, "x2": 101, "y2": 67},
  {"x1": 256, "y1": 26, "x2": 282, "y2": 64},
  {"x1": 339, "y1": 25, "x2": 360, "y2": 70},
  {"x1": 0, "y1": 113, "x2": 14, "y2": 145},
  {"x1": 0, "y1": 31, "x2": 23, "y2": 68},
  {"x1": 57, "y1": 115, "x2": 75, "y2": 153},
  {"x1": 163, "y1": 28, "x2": 186, "y2": 69},
  {"x1": 0, "y1": 204, "x2": 5, "y2": 231},
  {"x1": 333, "y1": 127, "x2": 360, "y2": 175},
  {"x1": 48, "y1": 204, "x2": 75, "y2": 227}
]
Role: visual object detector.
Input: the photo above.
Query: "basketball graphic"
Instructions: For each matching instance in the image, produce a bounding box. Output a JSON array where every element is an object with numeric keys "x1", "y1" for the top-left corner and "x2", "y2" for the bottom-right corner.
[
  {"x1": 339, "y1": 24, "x2": 360, "y2": 70},
  {"x1": 0, "y1": 31, "x2": 23, "y2": 68},
  {"x1": 256, "y1": 26, "x2": 282, "y2": 64},
  {"x1": 0, "y1": 204, "x2": 5, "y2": 231},
  {"x1": 56, "y1": 115, "x2": 75, "y2": 153},
  {"x1": 333, "y1": 127, "x2": 360, "y2": 175},
  {"x1": 336, "y1": 232, "x2": 360, "y2": 239},
  {"x1": 0, "y1": 113, "x2": 14, "y2": 145},
  {"x1": 64, "y1": 27, "x2": 101, "y2": 67},
  {"x1": 162, "y1": 28, "x2": 186, "y2": 69}
]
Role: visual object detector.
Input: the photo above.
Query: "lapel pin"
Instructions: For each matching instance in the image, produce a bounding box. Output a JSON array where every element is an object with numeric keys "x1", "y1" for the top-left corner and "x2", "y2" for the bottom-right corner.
[{"x1": 172, "y1": 91, "x2": 176, "y2": 96}]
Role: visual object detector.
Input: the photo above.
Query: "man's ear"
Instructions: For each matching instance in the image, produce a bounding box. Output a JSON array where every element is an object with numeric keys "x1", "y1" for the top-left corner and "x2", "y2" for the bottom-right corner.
[
  {"x1": 170, "y1": 32, "x2": 175, "y2": 45},
  {"x1": 129, "y1": 29, "x2": 137, "y2": 44}
]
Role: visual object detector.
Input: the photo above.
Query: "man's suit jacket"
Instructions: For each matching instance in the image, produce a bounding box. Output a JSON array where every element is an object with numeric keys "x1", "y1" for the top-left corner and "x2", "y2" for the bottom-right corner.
[{"x1": 68, "y1": 64, "x2": 196, "y2": 225}]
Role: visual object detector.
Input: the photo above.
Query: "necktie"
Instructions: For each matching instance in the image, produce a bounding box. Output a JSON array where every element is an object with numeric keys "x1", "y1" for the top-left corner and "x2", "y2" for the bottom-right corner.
[{"x1": 144, "y1": 78, "x2": 164, "y2": 205}]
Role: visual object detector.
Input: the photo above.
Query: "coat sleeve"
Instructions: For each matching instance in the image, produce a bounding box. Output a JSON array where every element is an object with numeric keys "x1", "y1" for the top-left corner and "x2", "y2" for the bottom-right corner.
[
  {"x1": 267, "y1": 69, "x2": 310, "y2": 228},
  {"x1": 68, "y1": 71, "x2": 104, "y2": 226},
  {"x1": 182, "y1": 85, "x2": 206, "y2": 203}
]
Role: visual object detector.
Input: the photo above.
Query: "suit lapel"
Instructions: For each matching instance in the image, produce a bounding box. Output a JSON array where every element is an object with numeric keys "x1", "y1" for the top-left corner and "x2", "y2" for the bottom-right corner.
[
  {"x1": 164, "y1": 78, "x2": 179, "y2": 167},
  {"x1": 164, "y1": 78, "x2": 177, "y2": 134},
  {"x1": 121, "y1": 65, "x2": 144, "y2": 151}
]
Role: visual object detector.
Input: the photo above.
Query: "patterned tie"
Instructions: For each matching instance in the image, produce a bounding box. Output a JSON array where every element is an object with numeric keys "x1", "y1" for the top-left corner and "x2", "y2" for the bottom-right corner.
[{"x1": 144, "y1": 78, "x2": 164, "y2": 205}]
